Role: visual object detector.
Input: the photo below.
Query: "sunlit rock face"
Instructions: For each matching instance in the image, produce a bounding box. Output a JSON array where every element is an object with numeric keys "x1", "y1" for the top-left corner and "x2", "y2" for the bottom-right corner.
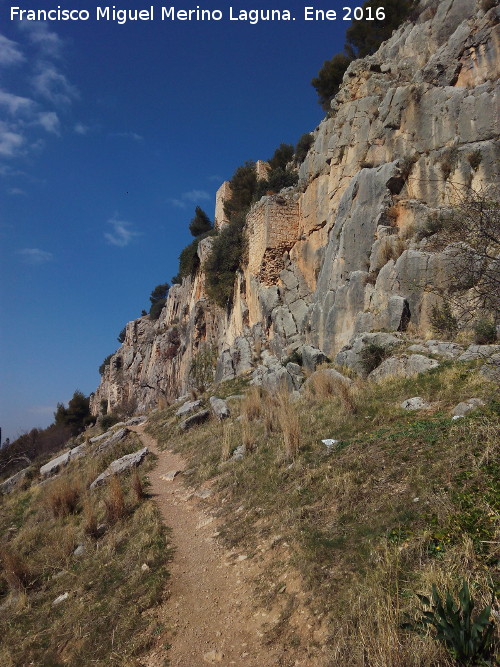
[{"x1": 91, "y1": 0, "x2": 500, "y2": 415}]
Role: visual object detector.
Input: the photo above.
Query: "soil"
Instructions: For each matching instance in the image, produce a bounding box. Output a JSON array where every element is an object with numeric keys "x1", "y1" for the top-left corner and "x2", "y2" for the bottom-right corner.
[{"x1": 132, "y1": 425, "x2": 287, "y2": 667}]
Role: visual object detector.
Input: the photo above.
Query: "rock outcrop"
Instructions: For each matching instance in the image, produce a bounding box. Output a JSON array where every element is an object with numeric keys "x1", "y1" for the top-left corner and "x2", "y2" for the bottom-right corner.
[{"x1": 91, "y1": 0, "x2": 499, "y2": 416}]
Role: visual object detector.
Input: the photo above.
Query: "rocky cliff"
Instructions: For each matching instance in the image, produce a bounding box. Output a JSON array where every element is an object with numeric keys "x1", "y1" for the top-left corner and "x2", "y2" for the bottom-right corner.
[{"x1": 91, "y1": 0, "x2": 499, "y2": 416}]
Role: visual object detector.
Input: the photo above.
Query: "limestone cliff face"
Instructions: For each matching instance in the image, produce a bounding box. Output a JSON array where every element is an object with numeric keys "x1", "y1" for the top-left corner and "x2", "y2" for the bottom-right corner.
[{"x1": 91, "y1": 0, "x2": 499, "y2": 415}]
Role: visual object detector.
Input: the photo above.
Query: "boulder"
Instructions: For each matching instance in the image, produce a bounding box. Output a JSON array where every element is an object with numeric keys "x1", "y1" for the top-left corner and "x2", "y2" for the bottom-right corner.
[
  {"x1": 400, "y1": 397, "x2": 429, "y2": 410},
  {"x1": 95, "y1": 428, "x2": 129, "y2": 455},
  {"x1": 300, "y1": 345, "x2": 330, "y2": 372},
  {"x1": 90, "y1": 447, "x2": 149, "y2": 488},
  {"x1": 457, "y1": 344, "x2": 500, "y2": 362},
  {"x1": 180, "y1": 410, "x2": 210, "y2": 431},
  {"x1": 335, "y1": 333, "x2": 401, "y2": 376},
  {"x1": 209, "y1": 396, "x2": 230, "y2": 421},
  {"x1": 0, "y1": 467, "x2": 30, "y2": 494},
  {"x1": 40, "y1": 444, "x2": 86, "y2": 478},
  {"x1": 452, "y1": 398, "x2": 485, "y2": 417},
  {"x1": 368, "y1": 354, "x2": 439, "y2": 381},
  {"x1": 480, "y1": 353, "x2": 500, "y2": 381},
  {"x1": 176, "y1": 400, "x2": 202, "y2": 418}
]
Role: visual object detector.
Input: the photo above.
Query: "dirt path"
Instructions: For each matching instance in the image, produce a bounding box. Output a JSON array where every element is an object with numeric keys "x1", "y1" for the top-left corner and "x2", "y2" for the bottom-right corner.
[{"x1": 132, "y1": 425, "x2": 285, "y2": 667}]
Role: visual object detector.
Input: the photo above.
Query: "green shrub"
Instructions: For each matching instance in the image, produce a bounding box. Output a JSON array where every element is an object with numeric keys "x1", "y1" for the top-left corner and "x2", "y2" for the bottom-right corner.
[
  {"x1": 416, "y1": 213, "x2": 445, "y2": 241},
  {"x1": 430, "y1": 302, "x2": 459, "y2": 339},
  {"x1": 311, "y1": 52, "x2": 352, "y2": 111},
  {"x1": 223, "y1": 161, "x2": 257, "y2": 220},
  {"x1": 54, "y1": 390, "x2": 91, "y2": 436},
  {"x1": 117, "y1": 327, "x2": 126, "y2": 344},
  {"x1": 189, "y1": 206, "x2": 212, "y2": 237},
  {"x1": 473, "y1": 319, "x2": 497, "y2": 345},
  {"x1": 99, "y1": 354, "x2": 113, "y2": 376},
  {"x1": 255, "y1": 168, "x2": 298, "y2": 199},
  {"x1": 295, "y1": 133, "x2": 314, "y2": 164},
  {"x1": 204, "y1": 213, "x2": 246, "y2": 307},
  {"x1": 99, "y1": 413, "x2": 120, "y2": 430},
  {"x1": 269, "y1": 143, "x2": 294, "y2": 171},
  {"x1": 149, "y1": 283, "x2": 169, "y2": 321},
  {"x1": 403, "y1": 581, "x2": 495, "y2": 665},
  {"x1": 359, "y1": 343, "x2": 389, "y2": 374},
  {"x1": 345, "y1": 0, "x2": 416, "y2": 59}
]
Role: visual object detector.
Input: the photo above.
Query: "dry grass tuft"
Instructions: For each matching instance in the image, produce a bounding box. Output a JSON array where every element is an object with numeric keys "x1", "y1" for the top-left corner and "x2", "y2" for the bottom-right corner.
[
  {"x1": 131, "y1": 470, "x2": 146, "y2": 501},
  {"x1": 240, "y1": 414, "x2": 255, "y2": 454},
  {"x1": 276, "y1": 389, "x2": 300, "y2": 461},
  {"x1": 43, "y1": 477, "x2": 81, "y2": 518},
  {"x1": 83, "y1": 495, "x2": 99, "y2": 538},
  {"x1": 104, "y1": 475, "x2": 126, "y2": 523},
  {"x1": 0, "y1": 548, "x2": 32, "y2": 592},
  {"x1": 241, "y1": 385, "x2": 263, "y2": 421},
  {"x1": 221, "y1": 421, "x2": 233, "y2": 462}
]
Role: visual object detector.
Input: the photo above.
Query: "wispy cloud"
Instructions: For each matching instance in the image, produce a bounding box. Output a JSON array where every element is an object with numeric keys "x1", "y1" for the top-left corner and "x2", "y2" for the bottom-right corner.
[
  {"x1": 8, "y1": 187, "x2": 26, "y2": 196},
  {"x1": 37, "y1": 111, "x2": 60, "y2": 134},
  {"x1": 111, "y1": 131, "x2": 143, "y2": 141},
  {"x1": 104, "y1": 216, "x2": 140, "y2": 247},
  {"x1": 18, "y1": 247, "x2": 53, "y2": 264},
  {"x1": 0, "y1": 123, "x2": 24, "y2": 157},
  {"x1": 18, "y1": 22, "x2": 63, "y2": 57},
  {"x1": 33, "y1": 65, "x2": 78, "y2": 105},
  {"x1": 74, "y1": 122, "x2": 90, "y2": 135},
  {"x1": 0, "y1": 90, "x2": 34, "y2": 115},
  {"x1": 168, "y1": 189, "x2": 211, "y2": 209},
  {"x1": 0, "y1": 34, "x2": 24, "y2": 66}
]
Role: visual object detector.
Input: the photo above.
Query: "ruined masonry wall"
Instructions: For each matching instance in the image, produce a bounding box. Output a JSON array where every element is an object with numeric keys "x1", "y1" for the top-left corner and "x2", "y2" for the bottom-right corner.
[
  {"x1": 215, "y1": 181, "x2": 232, "y2": 230},
  {"x1": 247, "y1": 195, "x2": 299, "y2": 285}
]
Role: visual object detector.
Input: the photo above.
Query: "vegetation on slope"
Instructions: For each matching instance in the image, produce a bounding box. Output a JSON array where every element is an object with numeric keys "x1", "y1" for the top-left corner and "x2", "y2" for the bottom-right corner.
[
  {"x1": 146, "y1": 356, "x2": 499, "y2": 665},
  {"x1": 0, "y1": 429, "x2": 170, "y2": 666}
]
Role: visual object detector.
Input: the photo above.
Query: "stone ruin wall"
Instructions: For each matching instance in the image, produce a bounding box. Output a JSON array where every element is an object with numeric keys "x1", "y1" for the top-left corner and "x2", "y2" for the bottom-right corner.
[
  {"x1": 214, "y1": 181, "x2": 232, "y2": 230},
  {"x1": 246, "y1": 195, "x2": 300, "y2": 285}
]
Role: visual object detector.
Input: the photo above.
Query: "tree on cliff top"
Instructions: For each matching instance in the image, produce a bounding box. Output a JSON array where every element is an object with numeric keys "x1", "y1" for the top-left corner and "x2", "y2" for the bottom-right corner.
[
  {"x1": 149, "y1": 282, "x2": 169, "y2": 320},
  {"x1": 54, "y1": 390, "x2": 92, "y2": 436},
  {"x1": 189, "y1": 206, "x2": 213, "y2": 237}
]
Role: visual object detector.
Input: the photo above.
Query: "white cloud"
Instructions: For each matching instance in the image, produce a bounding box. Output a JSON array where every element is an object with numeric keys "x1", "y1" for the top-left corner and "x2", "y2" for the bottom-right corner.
[
  {"x1": 0, "y1": 123, "x2": 24, "y2": 157},
  {"x1": 104, "y1": 217, "x2": 140, "y2": 247},
  {"x1": 18, "y1": 248, "x2": 53, "y2": 264},
  {"x1": 18, "y1": 22, "x2": 63, "y2": 57},
  {"x1": 111, "y1": 131, "x2": 143, "y2": 141},
  {"x1": 8, "y1": 187, "x2": 26, "y2": 196},
  {"x1": 37, "y1": 111, "x2": 60, "y2": 134},
  {"x1": 0, "y1": 90, "x2": 34, "y2": 115},
  {"x1": 74, "y1": 122, "x2": 89, "y2": 135},
  {"x1": 33, "y1": 65, "x2": 78, "y2": 105},
  {"x1": 0, "y1": 34, "x2": 25, "y2": 66},
  {"x1": 168, "y1": 189, "x2": 211, "y2": 209}
]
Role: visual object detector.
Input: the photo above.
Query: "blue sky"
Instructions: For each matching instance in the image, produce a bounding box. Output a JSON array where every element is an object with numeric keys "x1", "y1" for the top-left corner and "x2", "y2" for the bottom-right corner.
[{"x1": 0, "y1": 1, "x2": 350, "y2": 441}]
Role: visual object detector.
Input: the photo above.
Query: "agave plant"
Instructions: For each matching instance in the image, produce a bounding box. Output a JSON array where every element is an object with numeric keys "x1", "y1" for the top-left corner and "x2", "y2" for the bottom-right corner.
[{"x1": 403, "y1": 580, "x2": 496, "y2": 665}]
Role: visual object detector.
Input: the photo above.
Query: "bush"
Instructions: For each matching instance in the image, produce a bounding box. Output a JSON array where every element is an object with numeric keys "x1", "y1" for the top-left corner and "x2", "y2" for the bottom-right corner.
[
  {"x1": 311, "y1": 52, "x2": 352, "y2": 111},
  {"x1": 255, "y1": 167, "x2": 299, "y2": 199},
  {"x1": 189, "y1": 206, "x2": 212, "y2": 237},
  {"x1": 403, "y1": 581, "x2": 495, "y2": 666},
  {"x1": 345, "y1": 0, "x2": 415, "y2": 59},
  {"x1": 430, "y1": 302, "x2": 459, "y2": 339},
  {"x1": 473, "y1": 319, "x2": 497, "y2": 344},
  {"x1": 269, "y1": 143, "x2": 294, "y2": 171},
  {"x1": 149, "y1": 283, "x2": 169, "y2": 321},
  {"x1": 223, "y1": 162, "x2": 257, "y2": 220},
  {"x1": 117, "y1": 327, "x2": 126, "y2": 344},
  {"x1": 295, "y1": 133, "x2": 314, "y2": 164},
  {"x1": 99, "y1": 354, "x2": 113, "y2": 376},
  {"x1": 204, "y1": 213, "x2": 246, "y2": 307},
  {"x1": 359, "y1": 343, "x2": 390, "y2": 374},
  {"x1": 54, "y1": 390, "x2": 91, "y2": 437},
  {"x1": 99, "y1": 414, "x2": 120, "y2": 430}
]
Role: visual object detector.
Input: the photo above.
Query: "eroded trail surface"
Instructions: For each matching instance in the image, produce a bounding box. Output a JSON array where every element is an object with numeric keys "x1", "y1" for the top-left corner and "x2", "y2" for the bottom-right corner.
[{"x1": 133, "y1": 425, "x2": 284, "y2": 667}]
